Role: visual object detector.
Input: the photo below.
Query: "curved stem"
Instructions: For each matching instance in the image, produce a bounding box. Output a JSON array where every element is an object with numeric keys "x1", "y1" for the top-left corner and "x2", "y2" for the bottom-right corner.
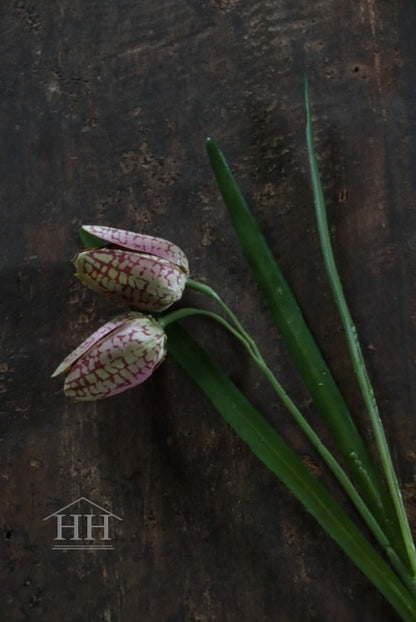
[
  {"x1": 160, "y1": 306, "x2": 257, "y2": 356},
  {"x1": 186, "y1": 278, "x2": 262, "y2": 359}
]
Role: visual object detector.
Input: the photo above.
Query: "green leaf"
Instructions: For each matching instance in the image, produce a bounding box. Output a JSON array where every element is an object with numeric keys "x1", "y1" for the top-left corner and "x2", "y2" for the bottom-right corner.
[
  {"x1": 166, "y1": 324, "x2": 416, "y2": 621},
  {"x1": 304, "y1": 75, "x2": 416, "y2": 577},
  {"x1": 205, "y1": 136, "x2": 397, "y2": 554}
]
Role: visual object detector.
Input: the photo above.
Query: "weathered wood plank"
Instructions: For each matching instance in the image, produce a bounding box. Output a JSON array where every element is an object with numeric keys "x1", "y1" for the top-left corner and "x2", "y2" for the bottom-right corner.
[{"x1": 2, "y1": 1, "x2": 416, "y2": 620}]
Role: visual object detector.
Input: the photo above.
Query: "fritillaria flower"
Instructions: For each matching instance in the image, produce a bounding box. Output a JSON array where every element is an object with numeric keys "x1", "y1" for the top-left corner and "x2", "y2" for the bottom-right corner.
[
  {"x1": 75, "y1": 225, "x2": 189, "y2": 311},
  {"x1": 52, "y1": 312, "x2": 166, "y2": 401}
]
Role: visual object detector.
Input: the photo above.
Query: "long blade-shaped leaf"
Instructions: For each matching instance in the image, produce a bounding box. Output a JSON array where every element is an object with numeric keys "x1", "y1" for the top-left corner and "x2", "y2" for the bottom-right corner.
[
  {"x1": 304, "y1": 76, "x2": 416, "y2": 578},
  {"x1": 205, "y1": 136, "x2": 404, "y2": 562},
  {"x1": 166, "y1": 324, "x2": 416, "y2": 621}
]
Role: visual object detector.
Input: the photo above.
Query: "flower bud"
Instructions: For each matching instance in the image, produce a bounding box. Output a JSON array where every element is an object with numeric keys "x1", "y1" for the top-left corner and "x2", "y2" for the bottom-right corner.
[
  {"x1": 52, "y1": 312, "x2": 166, "y2": 401},
  {"x1": 75, "y1": 225, "x2": 189, "y2": 311}
]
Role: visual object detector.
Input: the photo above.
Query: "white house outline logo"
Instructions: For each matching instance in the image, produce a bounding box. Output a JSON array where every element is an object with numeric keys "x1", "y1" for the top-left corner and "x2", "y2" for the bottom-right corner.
[{"x1": 43, "y1": 496, "x2": 123, "y2": 551}]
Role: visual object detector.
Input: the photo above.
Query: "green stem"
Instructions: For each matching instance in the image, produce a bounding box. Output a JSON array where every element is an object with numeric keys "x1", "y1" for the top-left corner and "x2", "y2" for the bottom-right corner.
[
  {"x1": 186, "y1": 278, "x2": 262, "y2": 359},
  {"x1": 160, "y1": 306, "x2": 251, "y2": 350},
  {"x1": 166, "y1": 324, "x2": 416, "y2": 621},
  {"x1": 304, "y1": 75, "x2": 416, "y2": 578},
  {"x1": 161, "y1": 305, "x2": 416, "y2": 592}
]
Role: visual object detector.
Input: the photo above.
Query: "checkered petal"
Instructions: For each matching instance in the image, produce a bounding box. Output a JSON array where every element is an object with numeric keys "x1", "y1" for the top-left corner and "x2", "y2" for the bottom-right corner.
[
  {"x1": 76, "y1": 226, "x2": 189, "y2": 311},
  {"x1": 75, "y1": 248, "x2": 188, "y2": 311},
  {"x1": 81, "y1": 225, "x2": 189, "y2": 273},
  {"x1": 52, "y1": 312, "x2": 167, "y2": 401}
]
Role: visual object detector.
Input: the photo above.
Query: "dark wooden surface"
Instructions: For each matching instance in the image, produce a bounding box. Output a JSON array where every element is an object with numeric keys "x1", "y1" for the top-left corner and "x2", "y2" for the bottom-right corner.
[{"x1": 2, "y1": 1, "x2": 416, "y2": 620}]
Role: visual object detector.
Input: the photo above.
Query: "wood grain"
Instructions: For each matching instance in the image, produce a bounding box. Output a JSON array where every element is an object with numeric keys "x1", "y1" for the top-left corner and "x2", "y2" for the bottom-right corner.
[{"x1": 2, "y1": 1, "x2": 416, "y2": 620}]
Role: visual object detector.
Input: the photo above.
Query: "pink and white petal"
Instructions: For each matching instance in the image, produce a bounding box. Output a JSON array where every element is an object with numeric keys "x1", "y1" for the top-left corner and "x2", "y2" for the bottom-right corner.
[
  {"x1": 81, "y1": 225, "x2": 189, "y2": 273},
  {"x1": 63, "y1": 316, "x2": 166, "y2": 400},
  {"x1": 51, "y1": 313, "x2": 133, "y2": 377},
  {"x1": 128, "y1": 255, "x2": 188, "y2": 311},
  {"x1": 104, "y1": 327, "x2": 166, "y2": 398},
  {"x1": 75, "y1": 248, "x2": 187, "y2": 311}
]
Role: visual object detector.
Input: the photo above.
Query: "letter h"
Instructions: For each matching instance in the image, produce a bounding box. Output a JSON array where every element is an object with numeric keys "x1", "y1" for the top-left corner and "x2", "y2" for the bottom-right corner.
[
  {"x1": 54, "y1": 514, "x2": 82, "y2": 540},
  {"x1": 85, "y1": 514, "x2": 111, "y2": 541}
]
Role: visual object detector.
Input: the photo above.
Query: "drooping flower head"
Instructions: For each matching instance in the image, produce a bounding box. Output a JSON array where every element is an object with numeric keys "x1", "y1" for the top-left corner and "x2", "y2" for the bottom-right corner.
[
  {"x1": 52, "y1": 312, "x2": 166, "y2": 401},
  {"x1": 75, "y1": 225, "x2": 189, "y2": 311}
]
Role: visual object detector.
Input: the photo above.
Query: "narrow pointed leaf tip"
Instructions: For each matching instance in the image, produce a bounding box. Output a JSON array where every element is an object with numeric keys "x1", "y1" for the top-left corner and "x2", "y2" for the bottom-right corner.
[
  {"x1": 52, "y1": 312, "x2": 167, "y2": 401},
  {"x1": 75, "y1": 226, "x2": 189, "y2": 312},
  {"x1": 78, "y1": 227, "x2": 106, "y2": 249}
]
